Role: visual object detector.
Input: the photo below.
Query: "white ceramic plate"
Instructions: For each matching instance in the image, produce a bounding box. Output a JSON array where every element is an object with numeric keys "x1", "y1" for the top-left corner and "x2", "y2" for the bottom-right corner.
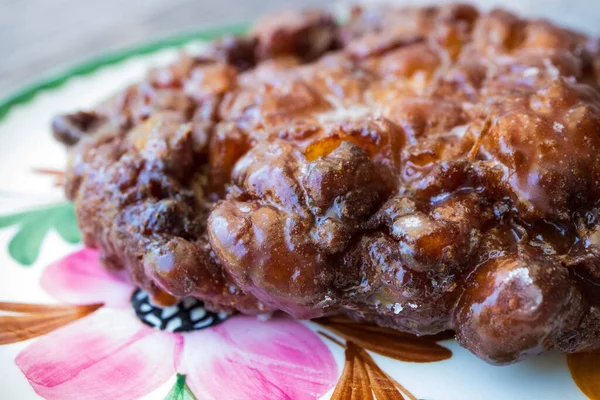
[{"x1": 0, "y1": 2, "x2": 599, "y2": 399}]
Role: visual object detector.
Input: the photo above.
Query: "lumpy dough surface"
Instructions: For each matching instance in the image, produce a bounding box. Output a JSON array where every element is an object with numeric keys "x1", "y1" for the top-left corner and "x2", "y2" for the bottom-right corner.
[{"x1": 54, "y1": 4, "x2": 600, "y2": 364}]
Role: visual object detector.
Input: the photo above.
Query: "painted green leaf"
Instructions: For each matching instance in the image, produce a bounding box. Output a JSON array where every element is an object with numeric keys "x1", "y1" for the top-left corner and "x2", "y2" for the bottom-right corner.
[
  {"x1": 52, "y1": 204, "x2": 81, "y2": 243},
  {"x1": 164, "y1": 374, "x2": 196, "y2": 400},
  {"x1": 0, "y1": 210, "x2": 38, "y2": 228},
  {"x1": 8, "y1": 216, "x2": 53, "y2": 265},
  {"x1": 0, "y1": 203, "x2": 81, "y2": 266}
]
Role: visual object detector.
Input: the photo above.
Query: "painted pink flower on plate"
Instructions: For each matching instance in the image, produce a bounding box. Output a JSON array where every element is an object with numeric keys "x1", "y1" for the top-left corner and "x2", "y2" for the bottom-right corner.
[{"x1": 16, "y1": 249, "x2": 338, "y2": 400}]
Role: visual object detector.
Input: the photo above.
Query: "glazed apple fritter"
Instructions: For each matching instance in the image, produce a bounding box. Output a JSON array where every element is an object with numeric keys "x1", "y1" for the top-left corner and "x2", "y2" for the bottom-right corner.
[{"x1": 53, "y1": 4, "x2": 600, "y2": 364}]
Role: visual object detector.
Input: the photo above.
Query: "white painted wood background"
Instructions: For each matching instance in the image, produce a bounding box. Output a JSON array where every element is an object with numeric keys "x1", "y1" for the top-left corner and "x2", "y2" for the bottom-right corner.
[{"x1": 1, "y1": 0, "x2": 598, "y2": 98}]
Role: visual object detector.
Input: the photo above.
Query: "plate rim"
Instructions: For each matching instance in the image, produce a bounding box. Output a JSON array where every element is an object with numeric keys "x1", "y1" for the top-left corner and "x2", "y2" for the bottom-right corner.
[{"x1": 0, "y1": 23, "x2": 249, "y2": 122}]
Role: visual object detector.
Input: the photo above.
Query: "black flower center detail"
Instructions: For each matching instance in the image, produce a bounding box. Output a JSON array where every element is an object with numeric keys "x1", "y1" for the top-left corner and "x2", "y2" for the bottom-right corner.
[{"x1": 131, "y1": 289, "x2": 229, "y2": 332}]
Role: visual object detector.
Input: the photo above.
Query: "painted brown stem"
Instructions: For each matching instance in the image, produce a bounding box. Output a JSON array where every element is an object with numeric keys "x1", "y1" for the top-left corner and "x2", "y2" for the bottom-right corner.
[{"x1": 0, "y1": 302, "x2": 102, "y2": 344}]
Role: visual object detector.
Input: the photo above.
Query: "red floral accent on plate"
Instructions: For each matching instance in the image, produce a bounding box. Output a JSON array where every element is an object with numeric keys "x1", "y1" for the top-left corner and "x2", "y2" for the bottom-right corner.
[
  {"x1": 181, "y1": 316, "x2": 337, "y2": 399},
  {"x1": 16, "y1": 311, "x2": 178, "y2": 400},
  {"x1": 41, "y1": 248, "x2": 132, "y2": 308},
  {"x1": 12, "y1": 249, "x2": 338, "y2": 400}
]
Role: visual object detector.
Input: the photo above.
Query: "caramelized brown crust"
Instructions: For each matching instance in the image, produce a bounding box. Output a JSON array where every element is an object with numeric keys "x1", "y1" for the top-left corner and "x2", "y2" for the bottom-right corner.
[{"x1": 53, "y1": 4, "x2": 600, "y2": 364}]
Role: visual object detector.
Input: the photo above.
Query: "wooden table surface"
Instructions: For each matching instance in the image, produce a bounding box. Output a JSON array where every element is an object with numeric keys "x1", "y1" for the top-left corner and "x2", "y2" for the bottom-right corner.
[
  {"x1": 0, "y1": 0, "x2": 323, "y2": 97},
  {"x1": 2, "y1": 0, "x2": 599, "y2": 98}
]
